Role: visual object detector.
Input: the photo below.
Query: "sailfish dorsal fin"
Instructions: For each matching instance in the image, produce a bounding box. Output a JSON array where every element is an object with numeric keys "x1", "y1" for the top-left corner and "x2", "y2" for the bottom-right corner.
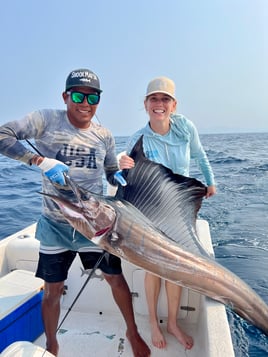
[{"x1": 116, "y1": 135, "x2": 209, "y2": 256}]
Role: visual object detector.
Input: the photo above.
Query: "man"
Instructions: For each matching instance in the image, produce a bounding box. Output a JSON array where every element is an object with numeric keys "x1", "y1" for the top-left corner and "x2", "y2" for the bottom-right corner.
[{"x1": 0, "y1": 68, "x2": 150, "y2": 357}]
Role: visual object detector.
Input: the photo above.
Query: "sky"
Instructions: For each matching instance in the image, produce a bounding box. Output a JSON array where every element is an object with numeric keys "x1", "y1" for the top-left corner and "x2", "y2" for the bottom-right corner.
[{"x1": 0, "y1": 0, "x2": 267, "y2": 136}]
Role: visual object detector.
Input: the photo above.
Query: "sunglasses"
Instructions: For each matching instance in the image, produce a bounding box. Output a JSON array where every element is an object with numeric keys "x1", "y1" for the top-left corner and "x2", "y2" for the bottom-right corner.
[{"x1": 67, "y1": 91, "x2": 100, "y2": 105}]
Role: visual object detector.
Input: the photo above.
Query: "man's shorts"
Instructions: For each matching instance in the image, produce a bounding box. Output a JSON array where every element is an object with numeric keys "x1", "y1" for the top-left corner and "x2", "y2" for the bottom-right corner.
[{"x1": 36, "y1": 250, "x2": 122, "y2": 283}]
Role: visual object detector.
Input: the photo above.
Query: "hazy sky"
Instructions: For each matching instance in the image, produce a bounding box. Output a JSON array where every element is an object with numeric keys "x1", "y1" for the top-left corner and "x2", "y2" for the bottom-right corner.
[{"x1": 0, "y1": 0, "x2": 267, "y2": 135}]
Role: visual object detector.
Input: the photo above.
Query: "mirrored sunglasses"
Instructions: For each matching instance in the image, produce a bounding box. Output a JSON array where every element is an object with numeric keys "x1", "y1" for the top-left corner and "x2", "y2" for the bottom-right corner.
[{"x1": 67, "y1": 91, "x2": 100, "y2": 105}]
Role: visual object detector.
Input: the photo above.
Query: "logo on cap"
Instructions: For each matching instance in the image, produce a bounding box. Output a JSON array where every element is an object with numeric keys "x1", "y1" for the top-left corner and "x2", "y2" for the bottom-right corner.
[{"x1": 65, "y1": 68, "x2": 102, "y2": 92}]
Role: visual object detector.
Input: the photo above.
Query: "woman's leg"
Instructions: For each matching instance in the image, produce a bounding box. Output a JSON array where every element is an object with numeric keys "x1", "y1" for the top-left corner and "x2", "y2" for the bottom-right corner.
[
  {"x1": 165, "y1": 281, "x2": 194, "y2": 350},
  {"x1": 145, "y1": 272, "x2": 166, "y2": 349}
]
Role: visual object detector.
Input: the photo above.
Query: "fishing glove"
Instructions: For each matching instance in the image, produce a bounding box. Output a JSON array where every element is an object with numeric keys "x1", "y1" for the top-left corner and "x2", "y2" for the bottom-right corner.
[
  {"x1": 39, "y1": 158, "x2": 69, "y2": 185},
  {"x1": 114, "y1": 170, "x2": 127, "y2": 186}
]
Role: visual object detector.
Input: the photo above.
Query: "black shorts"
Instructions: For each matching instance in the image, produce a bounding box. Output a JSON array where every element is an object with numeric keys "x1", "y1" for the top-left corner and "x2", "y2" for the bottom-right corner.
[{"x1": 36, "y1": 251, "x2": 122, "y2": 283}]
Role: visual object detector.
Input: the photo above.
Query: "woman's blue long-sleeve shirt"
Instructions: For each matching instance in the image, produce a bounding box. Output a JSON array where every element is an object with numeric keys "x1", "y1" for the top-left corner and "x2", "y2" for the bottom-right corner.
[{"x1": 126, "y1": 114, "x2": 215, "y2": 186}]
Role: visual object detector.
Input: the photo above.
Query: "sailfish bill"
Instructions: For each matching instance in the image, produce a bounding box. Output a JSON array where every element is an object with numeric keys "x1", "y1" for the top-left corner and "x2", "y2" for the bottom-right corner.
[{"x1": 40, "y1": 136, "x2": 268, "y2": 337}]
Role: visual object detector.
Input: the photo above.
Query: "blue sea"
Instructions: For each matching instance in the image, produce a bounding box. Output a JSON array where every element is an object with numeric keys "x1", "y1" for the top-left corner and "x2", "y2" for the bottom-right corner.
[{"x1": 0, "y1": 132, "x2": 268, "y2": 356}]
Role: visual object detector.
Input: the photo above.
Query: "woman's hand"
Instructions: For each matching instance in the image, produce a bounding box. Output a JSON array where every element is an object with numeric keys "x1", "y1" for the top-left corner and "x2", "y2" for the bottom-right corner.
[
  {"x1": 206, "y1": 185, "x2": 216, "y2": 198},
  {"x1": 119, "y1": 155, "x2": 135, "y2": 170}
]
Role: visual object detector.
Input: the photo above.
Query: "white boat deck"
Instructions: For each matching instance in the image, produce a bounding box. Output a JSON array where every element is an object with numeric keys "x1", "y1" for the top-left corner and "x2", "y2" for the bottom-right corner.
[{"x1": 34, "y1": 298, "x2": 232, "y2": 357}]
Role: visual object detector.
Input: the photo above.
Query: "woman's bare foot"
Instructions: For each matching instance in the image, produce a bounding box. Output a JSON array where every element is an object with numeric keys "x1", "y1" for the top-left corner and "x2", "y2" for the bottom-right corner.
[
  {"x1": 151, "y1": 324, "x2": 167, "y2": 349},
  {"x1": 126, "y1": 329, "x2": 151, "y2": 357},
  {"x1": 167, "y1": 323, "x2": 193, "y2": 350}
]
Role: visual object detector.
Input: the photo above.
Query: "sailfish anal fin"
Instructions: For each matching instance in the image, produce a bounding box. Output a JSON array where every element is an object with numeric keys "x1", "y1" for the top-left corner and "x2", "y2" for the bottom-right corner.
[{"x1": 116, "y1": 135, "x2": 209, "y2": 257}]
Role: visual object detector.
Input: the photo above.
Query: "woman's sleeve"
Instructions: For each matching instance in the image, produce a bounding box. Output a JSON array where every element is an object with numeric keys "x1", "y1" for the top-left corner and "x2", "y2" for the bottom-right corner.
[{"x1": 189, "y1": 120, "x2": 216, "y2": 186}]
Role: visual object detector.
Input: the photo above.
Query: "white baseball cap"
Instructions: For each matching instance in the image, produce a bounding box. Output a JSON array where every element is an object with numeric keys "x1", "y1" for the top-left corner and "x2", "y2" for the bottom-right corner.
[{"x1": 145, "y1": 77, "x2": 176, "y2": 100}]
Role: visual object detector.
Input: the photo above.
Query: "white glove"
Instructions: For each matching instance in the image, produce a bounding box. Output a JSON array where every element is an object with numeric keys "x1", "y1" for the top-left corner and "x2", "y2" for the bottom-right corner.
[{"x1": 39, "y1": 158, "x2": 69, "y2": 185}]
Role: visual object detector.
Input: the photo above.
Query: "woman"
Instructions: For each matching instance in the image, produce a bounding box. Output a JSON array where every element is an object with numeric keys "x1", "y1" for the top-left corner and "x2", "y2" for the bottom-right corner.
[{"x1": 119, "y1": 76, "x2": 216, "y2": 350}]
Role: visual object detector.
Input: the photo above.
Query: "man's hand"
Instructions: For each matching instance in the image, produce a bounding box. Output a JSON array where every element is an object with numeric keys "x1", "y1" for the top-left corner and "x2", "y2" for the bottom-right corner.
[
  {"x1": 114, "y1": 170, "x2": 127, "y2": 186},
  {"x1": 39, "y1": 158, "x2": 69, "y2": 185}
]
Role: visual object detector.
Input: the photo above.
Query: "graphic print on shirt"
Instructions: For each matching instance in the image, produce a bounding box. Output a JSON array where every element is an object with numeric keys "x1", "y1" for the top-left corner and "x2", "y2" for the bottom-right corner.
[
  {"x1": 145, "y1": 149, "x2": 159, "y2": 161},
  {"x1": 56, "y1": 144, "x2": 97, "y2": 169}
]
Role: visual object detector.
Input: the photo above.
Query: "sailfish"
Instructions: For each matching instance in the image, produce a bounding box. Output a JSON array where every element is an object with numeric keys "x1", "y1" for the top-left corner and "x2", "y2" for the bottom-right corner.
[{"x1": 41, "y1": 136, "x2": 268, "y2": 337}]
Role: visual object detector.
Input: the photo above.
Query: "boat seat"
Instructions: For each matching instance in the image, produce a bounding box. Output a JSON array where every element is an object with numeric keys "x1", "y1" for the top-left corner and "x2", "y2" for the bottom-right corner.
[
  {"x1": 5, "y1": 235, "x2": 40, "y2": 273},
  {"x1": 1, "y1": 341, "x2": 54, "y2": 356},
  {"x1": 0, "y1": 270, "x2": 44, "y2": 353},
  {"x1": 0, "y1": 270, "x2": 44, "y2": 319}
]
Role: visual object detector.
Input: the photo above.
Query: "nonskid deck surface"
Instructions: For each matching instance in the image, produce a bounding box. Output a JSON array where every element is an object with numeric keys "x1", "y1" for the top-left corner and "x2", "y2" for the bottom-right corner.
[{"x1": 36, "y1": 309, "x2": 196, "y2": 357}]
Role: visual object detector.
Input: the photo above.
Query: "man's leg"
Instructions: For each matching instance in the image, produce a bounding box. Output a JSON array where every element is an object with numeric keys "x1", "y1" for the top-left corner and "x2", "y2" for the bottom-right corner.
[
  {"x1": 36, "y1": 249, "x2": 76, "y2": 356},
  {"x1": 42, "y1": 281, "x2": 65, "y2": 356},
  {"x1": 104, "y1": 273, "x2": 151, "y2": 357}
]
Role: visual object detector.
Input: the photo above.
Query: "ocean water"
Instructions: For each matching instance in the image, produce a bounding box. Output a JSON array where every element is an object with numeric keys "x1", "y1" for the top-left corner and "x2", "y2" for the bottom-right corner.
[{"x1": 0, "y1": 132, "x2": 268, "y2": 356}]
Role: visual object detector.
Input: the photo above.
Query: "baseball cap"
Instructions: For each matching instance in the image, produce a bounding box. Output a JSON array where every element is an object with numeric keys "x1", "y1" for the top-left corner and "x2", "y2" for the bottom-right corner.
[
  {"x1": 65, "y1": 68, "x2": 102, "y2": 92},
  {"x1": 146, "y1": 77, "x2": 176, "y2": 100}
]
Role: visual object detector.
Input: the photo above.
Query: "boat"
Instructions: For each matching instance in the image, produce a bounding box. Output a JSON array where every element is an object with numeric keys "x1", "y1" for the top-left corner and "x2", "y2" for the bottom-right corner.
[{"x1": 0, "y1": 217, "x2": 235, "y2": 357}]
